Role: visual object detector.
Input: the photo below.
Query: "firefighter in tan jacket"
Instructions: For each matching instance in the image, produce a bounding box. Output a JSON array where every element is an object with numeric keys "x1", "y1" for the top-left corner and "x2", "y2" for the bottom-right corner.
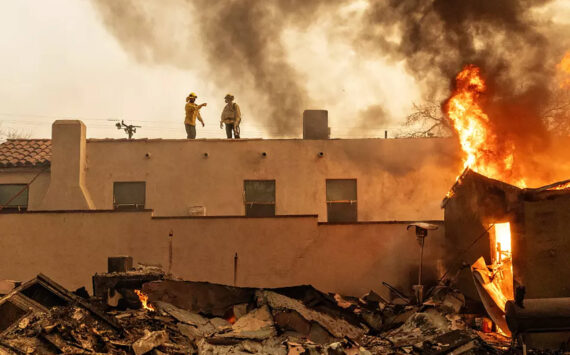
[{"x1": 219, "y1": 94, "x2": 241, "y2": 139}]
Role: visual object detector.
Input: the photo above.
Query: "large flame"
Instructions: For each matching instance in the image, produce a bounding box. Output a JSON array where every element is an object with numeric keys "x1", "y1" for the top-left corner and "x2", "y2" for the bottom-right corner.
[
  {"x1": 445, "y1": 65, "x2": 525, "y2": 187},
  {"x1": 558, "y1": 51, "x2": 570, "y2": 88},
  {"x1": 134, "y1": 289, "x2": 155, "y2": 312}
]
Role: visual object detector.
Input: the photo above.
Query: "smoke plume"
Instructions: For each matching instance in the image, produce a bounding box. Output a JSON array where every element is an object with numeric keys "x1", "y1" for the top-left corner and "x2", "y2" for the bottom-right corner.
[
  {"x1": 91, "y1": 0, "x2": 347, "y2": 136},
  {"x1": 359, "y1": 0, "x2": 570, "y2": 183},
  {"x1": 91, "y1": 0, "x2": 569, "y2": 142},
  {"x1": 361, "y1": 0, "x2": 559, "y2": 92}
]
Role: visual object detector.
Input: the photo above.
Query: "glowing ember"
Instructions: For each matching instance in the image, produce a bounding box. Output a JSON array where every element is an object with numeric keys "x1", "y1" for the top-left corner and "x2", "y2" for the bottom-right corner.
[
  {"x1": 494, "y1": 222, "x2": 512, "y2": 263},
  {"x1": 134, "y1": 289, "x2": 155, "y2": 312},
  {"x1": 445, "y1": 65, "x2": 525, "y2": 187},
  {"x1": 548, "y1": 181, "x2": 570, "y2": 191},
  {"x1": 558, "y1": 51, "x2": 570, "y2": 88}
]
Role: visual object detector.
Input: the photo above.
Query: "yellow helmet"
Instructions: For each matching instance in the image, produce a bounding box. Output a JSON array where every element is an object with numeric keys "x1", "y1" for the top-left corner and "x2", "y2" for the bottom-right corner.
[
  {"x1": 224, "y1": 93, "x2": 234, "y2": 100},
  {"x1": 188, "y1": 92, "x2": 197, "y2": 98}
]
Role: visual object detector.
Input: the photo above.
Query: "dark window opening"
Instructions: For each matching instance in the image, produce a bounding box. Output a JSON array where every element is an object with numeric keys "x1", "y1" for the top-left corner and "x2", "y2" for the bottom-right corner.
[
  {"x1": 21, "y1": 283, "x2": 69, "y2": 308},
  {"x1": 0, "y1": 301, "x2": 28, "y2": 332},
  {"x1": 113, "y1": 182, "x2": 146, "y2": 210},
  {"x1": 326, "y1": 179, "x2": 357, "y2": 222},
  {"x1": 0, "y1": 184, "x2": 28, "y2": 211},
  {"x1": 244, "y1": 180, "x2": 275, "y2": 217}
]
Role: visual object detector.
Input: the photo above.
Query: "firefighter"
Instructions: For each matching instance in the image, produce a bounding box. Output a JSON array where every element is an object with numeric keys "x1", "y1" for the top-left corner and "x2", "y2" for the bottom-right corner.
[
  {"x1": 219, "y1": 94, "x2": 241, "y2": 139},
  {"x1": 184, "y1": 92, "x2": 206, "y2": 139}
]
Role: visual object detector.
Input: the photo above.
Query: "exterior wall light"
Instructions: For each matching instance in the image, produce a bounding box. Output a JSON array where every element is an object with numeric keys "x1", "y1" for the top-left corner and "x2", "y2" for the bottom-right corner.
[
  {"x1": 203, "y1": 152, "x2": 209, "y2": 158},
  {"x1": 318, "y1": 152, "x2": 324, "y2": 157},
  {"x1": 145, "y1": 152, "x2": 151, "y2": 159},
  {"x1": 261, "y1": 152, "x2": 267, "y2": 157}
]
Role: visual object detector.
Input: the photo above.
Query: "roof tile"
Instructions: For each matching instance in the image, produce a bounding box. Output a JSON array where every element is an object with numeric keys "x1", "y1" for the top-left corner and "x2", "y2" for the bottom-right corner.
[{"x1": 0, "y1": 139, "x2": 51, "y2": 168}]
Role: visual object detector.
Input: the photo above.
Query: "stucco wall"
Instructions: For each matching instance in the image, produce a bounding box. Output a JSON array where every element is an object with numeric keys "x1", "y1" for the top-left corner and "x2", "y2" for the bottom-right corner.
[
  {"x1": 79, "y1": 138, "x2": 458, "y2": 221},
  {"x1": 0, "y1": 211, "x2": 445, "y2": 297},
  {"x1": 1, "y1": 137, "x2": 461, "y2": 221}
]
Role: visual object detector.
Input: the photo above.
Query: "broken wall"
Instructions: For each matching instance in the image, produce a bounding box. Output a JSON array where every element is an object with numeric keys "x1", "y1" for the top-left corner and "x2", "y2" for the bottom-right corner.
[{"x1": 0, "y1": 211, "x2": 444, "y2": 298}]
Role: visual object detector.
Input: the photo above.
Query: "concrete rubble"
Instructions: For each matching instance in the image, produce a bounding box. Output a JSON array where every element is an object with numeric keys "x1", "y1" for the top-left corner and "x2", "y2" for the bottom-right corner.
[{"x1": 0, "y1": 268, "x2": 521, "y2": 355}]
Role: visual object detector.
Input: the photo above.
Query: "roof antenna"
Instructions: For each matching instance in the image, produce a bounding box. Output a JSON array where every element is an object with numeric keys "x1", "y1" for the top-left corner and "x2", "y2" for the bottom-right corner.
[{"x1": 115, "y1": 120, "x2": 141, "y2": 139}]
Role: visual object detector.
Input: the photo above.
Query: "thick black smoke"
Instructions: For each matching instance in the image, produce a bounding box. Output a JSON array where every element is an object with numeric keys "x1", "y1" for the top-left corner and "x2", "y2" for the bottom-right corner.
[
  {"x1": 360, "y1": 0, "x2": 570, "y2": 176},
  {"x1": 361, "y1": 0, "x2": 558, "y2": 94}
]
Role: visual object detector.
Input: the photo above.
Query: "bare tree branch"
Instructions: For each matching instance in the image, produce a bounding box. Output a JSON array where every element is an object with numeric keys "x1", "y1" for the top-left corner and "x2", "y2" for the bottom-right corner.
[
  {"x1": 542, "y1": 87, "x2": 570, "y2": 135},
  {"x1": 400, "y1": 99, "x2": 453, "y2": 138},
  {"x1": 401, "y1": 87, "x2": 570, "y2": 138},
  {"x1": 0, "y1": 123, "x2": 32, "y2": 142}
]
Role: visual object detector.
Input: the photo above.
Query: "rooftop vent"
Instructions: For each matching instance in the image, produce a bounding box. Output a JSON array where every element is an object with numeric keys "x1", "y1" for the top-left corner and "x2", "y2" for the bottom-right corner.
[{"x1": 303, "y1": 110, "x2": 329, "y2": 140}]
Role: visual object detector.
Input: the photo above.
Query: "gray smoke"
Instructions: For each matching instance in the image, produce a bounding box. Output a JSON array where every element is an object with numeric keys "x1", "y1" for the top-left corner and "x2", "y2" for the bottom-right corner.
[{"x1": 91, "y1": 0, "x2": 348, "y2": 136}]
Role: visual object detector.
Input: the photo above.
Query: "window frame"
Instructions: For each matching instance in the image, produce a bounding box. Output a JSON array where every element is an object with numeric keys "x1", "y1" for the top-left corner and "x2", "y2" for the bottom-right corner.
[
  {"x1": 113, "y1": 181, "x2": 146, "y2": 210},
  {"x1": 326, "y1": 179, "x2": 357, "y2": 223},
  {"x1": 243, "y1": 180, "x2": 276, "y2": 217},
  {"x1": 0, "y1": 184, "x2": 29, "y2": 212}
]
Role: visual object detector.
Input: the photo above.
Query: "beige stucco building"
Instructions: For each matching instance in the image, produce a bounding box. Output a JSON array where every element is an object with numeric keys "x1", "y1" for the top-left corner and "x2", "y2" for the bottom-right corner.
[{"x1": 0, "y1": 118, "x2": 462, "y2": 297}]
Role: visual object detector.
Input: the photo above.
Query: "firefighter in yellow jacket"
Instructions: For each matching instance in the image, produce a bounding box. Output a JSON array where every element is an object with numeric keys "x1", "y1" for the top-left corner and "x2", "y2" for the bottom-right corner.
[
  {"x1": 184, "y1": 92, "x2": 206, "y2": 139},
  {"x1": 219, "y1": 94, "x2": 241, "y2": 139}
]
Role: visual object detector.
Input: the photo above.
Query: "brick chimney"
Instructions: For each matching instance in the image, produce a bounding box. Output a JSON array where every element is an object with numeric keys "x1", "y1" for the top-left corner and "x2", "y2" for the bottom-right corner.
[{"x1": 40, "y1": 120, "x2": 94, "y2": 210}]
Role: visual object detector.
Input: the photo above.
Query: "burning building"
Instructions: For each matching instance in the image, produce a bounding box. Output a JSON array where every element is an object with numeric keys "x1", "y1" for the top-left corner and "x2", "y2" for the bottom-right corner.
[
  {"x1": 442, "y1": 168, "x2": 570, "y2": 347},
  {"x1": 438, "y1": 54, "x2": 570, "y2": 348}
]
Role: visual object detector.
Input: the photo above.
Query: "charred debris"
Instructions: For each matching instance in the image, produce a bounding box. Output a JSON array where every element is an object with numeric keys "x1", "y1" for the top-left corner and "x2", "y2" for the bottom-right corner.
[{"x1": 0, "y1": 257, "x2": 512, "y2": 355}]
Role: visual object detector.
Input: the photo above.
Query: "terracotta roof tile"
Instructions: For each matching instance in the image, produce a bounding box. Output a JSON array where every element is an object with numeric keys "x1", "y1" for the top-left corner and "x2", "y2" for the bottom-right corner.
[{"x1": 0, "y1": 139, "x2": 51, "y2": 168}]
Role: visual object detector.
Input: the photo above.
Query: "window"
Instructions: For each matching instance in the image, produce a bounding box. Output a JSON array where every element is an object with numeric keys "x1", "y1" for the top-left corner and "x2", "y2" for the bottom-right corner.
[
  {"x1": 113, "y1": 182, "x2": 146, "y2": 210},
  {"x1": 326, "y1": 179, "x2": 357, "y2": 222},
  {"x1": 0, "y1": 184, "x2": 28, "y2": 211},
  {"x1": 0, "y1": 301, "x2": 27, "y2": 332},
  {"x1": 244, "y1": 180, "x2": 275, "y2": 217}
]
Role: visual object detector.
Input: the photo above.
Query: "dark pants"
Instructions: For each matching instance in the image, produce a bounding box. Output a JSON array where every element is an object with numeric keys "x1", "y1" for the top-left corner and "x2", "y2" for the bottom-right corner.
[
  {"x1": 185, "y1": 124, "x2": 196, "y2": 139},
  {"x1": 225, "y1": 123, "x2": 240, "y2": 139}
]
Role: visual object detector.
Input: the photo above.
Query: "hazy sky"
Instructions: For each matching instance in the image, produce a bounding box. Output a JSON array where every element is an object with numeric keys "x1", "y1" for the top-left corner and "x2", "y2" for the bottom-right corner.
[
  {"x1": 0, "y1": 0, "x2": 568, "y2": 140},
  {"x1": 0, "y1": 0, "x2": 420, "y2": 139}
]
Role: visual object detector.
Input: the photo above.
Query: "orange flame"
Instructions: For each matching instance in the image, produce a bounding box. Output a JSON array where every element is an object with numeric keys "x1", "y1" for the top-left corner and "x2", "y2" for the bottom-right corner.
[
  {"x1": 226, "y1": 314, "x2": 237, "y2": 324},
  {"x1": 134, "y1": 289, "x2": 155, "y2": 312},
  {"x1": 446, "y1": 65, "x2": 525, "y2": 187},
  {"x1": 548, "y1": 181, "x2": 570, "y2": 191},
  {"x1": 558, "y1": 51, "x2": 570, "y2": 88}
]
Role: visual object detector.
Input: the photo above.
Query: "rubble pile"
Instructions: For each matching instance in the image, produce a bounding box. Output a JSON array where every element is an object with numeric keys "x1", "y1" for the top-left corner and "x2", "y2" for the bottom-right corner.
[{"x1": 0, "y1": 272, "x2": 511, "y2": 354}]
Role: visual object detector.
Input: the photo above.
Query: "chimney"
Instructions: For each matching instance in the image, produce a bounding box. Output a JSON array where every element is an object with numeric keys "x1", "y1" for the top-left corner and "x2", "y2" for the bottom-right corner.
[
  {"x1": 40, "y1": 120, "x2": 94, "y2": 210},
  {"x1": 303, "y1": 110, "x2": 329, "y2": 139}
]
